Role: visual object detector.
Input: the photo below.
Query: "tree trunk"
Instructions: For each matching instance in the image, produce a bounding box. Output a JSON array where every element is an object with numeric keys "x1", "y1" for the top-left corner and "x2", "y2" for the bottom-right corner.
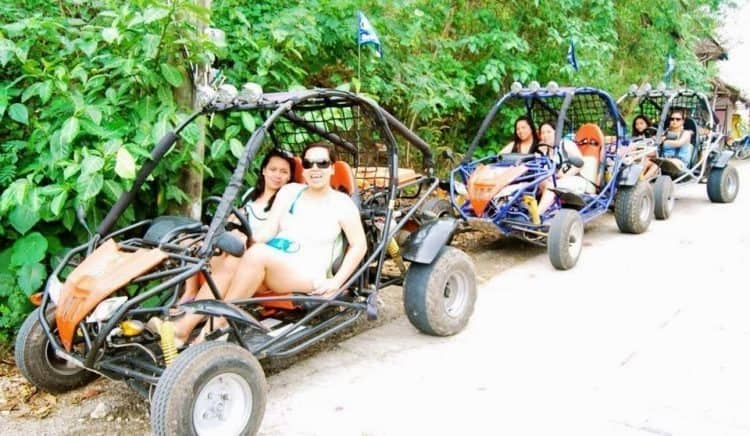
[{"x1": 170, "y1": 0, "x2": 211, "y2": 220}]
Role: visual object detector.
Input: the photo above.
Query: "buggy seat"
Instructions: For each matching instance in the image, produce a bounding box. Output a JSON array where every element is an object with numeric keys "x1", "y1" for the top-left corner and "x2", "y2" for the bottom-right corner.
[
  {"x1": 574, "y1": 123, "x2": 605, "y2": 194},
  {"x1": 293, "y1": 156, "x2": 358, "y2": 197}
]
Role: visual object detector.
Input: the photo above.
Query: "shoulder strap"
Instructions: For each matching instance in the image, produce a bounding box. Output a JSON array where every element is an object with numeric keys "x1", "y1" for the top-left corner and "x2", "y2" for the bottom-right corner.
[{"x1": 288, "y1": 187, "x2": 307, "y2": 214}]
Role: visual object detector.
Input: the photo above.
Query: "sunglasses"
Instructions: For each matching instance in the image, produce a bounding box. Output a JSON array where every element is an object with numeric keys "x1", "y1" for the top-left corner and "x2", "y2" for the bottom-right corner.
[
  {"x1": 670, "y1": 117, "x2": 683, "y2": 121},
  {"x1": 302, "y1": 158, "x2": 332, "y2": 169}
]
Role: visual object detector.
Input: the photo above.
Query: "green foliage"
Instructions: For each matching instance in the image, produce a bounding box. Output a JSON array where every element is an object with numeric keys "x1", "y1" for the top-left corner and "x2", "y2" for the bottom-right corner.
[
  {"x1": 0, "y1": 0, "x2": 731, "y2": 342},
  {"x1": 0, "y1": 0, "x2": 217, "y2": 341}
]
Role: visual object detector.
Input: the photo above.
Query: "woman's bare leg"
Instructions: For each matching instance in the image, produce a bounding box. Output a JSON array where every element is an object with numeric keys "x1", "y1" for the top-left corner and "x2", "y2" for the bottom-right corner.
[
  {"x1": 222, "y1": 245, "x2": 314, "y2": 301},
  {"x1": 172, "y1": 253, "x2": 242, "y2": 341}
]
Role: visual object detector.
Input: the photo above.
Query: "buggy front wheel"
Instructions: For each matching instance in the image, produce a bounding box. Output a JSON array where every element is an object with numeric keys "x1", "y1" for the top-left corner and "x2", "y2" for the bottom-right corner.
[
  {"x1": 403, "y1": 246, "x2": 477, "y2": 336},
  {"x1": 614, "y1": 180, "x2": 654, "y2": 234},
  {"x1": 15, "y1": 307, "x2": 98, "y2": 394},
  {"x1": 150, "y1": 341, "x2": 267, "y2": 436},
  {"x1": 547, "y1": 209, "x2": 584, "y2": 270},
  {"x1": 653, "y1": 175, "x2": 675, "y2": 220}
]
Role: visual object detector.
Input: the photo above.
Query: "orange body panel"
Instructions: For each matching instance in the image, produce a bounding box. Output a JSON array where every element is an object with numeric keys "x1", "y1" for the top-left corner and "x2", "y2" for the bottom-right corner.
[
  {"x1": 467, "y1": 164, "x2": 528, "y2": 216},
  {"x1": 55, "y1": 239, "x2": 168, "y2": 351}
]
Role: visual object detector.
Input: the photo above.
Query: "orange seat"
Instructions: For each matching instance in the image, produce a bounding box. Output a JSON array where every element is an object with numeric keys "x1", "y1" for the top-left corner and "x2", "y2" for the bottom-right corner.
[{"x1": 574, "y1": 124, "x2": 605, "y2": 193}]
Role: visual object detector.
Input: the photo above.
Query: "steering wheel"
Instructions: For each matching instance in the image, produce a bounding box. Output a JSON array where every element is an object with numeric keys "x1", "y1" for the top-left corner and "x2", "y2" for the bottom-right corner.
[
  {"x1": 203, "y1": 196, "x2": 253, "y2": 241},
  {"x1": 535, "y1": 143, "x2": 553, "y2": 156},
  {"x1": 643, "y1": 126, "x2": 658, "y2": 138}
]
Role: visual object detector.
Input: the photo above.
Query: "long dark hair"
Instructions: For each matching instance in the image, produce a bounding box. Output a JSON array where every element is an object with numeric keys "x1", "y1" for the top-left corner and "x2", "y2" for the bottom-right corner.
[
  {"x1": 249, "y1": 148, "x2": 296, "y2": 211},
  {"x1": 512, "y1": 115, "x2": 538, "y2": 153},
  {"x1": 631, "y1": 115, "x2": 652, "y2": 136}
]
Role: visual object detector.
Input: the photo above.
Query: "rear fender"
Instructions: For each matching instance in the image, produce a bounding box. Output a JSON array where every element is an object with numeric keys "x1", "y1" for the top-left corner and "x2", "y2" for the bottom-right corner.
[{"x1": 401, "y1": 218, "x2": 458, "y2": 264}]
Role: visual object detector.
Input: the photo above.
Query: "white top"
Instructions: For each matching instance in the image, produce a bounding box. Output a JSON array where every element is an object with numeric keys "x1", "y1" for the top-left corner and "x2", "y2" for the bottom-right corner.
[
  {"x1": 244, "y1": 201, "x2": 270, "y2": 235},
  {"x1": 274, "y1": 183, "x2": 351, "y2": 280}
]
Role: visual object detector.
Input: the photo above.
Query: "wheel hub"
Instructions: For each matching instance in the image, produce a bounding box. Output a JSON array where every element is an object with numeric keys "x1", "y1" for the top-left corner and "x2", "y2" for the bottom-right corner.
[
  {"x1": 193, "y1": 373, "x2": 252, "y2": 436},
  {"x1": 443, "y1": 272, "x2": 469, "y2": 318},
  {"x1": 567, "y1": 220, "x2": 583, "y2": 259}
]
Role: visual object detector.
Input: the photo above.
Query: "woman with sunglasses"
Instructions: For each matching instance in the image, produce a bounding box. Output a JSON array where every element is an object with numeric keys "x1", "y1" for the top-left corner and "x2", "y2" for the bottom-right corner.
[
  {"x1": 661, "y1": 109, "x2": 693, "y2": 168},
  {"x1": 166, "y1": 142, "x2": 367, "y2": 345}
]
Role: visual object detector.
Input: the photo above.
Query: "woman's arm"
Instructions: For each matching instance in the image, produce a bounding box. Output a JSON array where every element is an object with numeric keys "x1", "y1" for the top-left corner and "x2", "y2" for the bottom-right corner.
[
  {"x1": 499, "y1": 142, "x2": 513, "y2": 154},
  {"x1": 664, "y1": 130, "x2": 692, "y2": 148}
]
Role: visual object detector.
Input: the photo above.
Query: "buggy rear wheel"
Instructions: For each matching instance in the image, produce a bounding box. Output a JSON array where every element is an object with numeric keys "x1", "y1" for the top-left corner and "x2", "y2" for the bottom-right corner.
[
  {"x1": 547, "y1": 209, "x2": 584, "y2": 271},
  {"x1": 707, "y1": 165, "x2": 739, "y2": 203},
  {"x1": 403, "y1": 246, "x2": 476, "y2": 336},
  {"x1": 150, "y1": 341, "x2": 267, "y2": 436},
  {"x1": 653, "y1": 175, "x2": 675, "y2": 220},
  {"x1": 15, "y1": 307, "x2": 98, "y2": 394},
  {"x1": 614, "y1": 180, "x2": 653, "y2": 234}
]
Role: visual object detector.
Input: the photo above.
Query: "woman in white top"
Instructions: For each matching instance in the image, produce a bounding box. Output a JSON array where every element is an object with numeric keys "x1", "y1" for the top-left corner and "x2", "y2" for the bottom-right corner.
[
  {"x1": 170, "y1": 142, "x2": 367, "y2": 344},
  {"x1": 242, "y1": 148, "x2": 297, "y2": 234},
  {"x1": 536, "y1": 121, "x2": 584, "y2": 216}
]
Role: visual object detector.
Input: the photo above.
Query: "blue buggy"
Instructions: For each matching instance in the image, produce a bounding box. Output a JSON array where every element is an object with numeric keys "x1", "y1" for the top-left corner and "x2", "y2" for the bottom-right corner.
[{"x1": 449, "y1": 82, "x2": 654, "y2": 270}]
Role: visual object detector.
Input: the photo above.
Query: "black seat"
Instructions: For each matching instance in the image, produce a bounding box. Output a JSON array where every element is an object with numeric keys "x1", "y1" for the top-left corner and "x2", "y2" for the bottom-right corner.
[
  {"x1": 143, "y1": 216, "x2": 202, "y2": 244},
  {"x1": 683, "y1": 117, "x2": 699, "y2": 166}
]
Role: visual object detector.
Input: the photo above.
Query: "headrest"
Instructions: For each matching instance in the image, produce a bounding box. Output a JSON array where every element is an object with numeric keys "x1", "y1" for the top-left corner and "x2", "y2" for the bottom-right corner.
[
  {"x1": 331, "y1": 161, "x2": 356, "y2": 195},
  {"x1": 574, "y1": 123, "x2": 605, "y2": 148},
  {"x1": 293, "y1": 156, "x2": 304, "y2": 183}
]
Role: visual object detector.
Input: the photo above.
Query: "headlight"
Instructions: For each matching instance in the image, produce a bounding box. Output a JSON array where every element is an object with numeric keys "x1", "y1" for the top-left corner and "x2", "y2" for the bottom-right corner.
[
  {"x1": 510, "y1": 81, "x2": 523, "y2": 93},
  {"x1": 86, "y1": 296, "x2": 128, "y2": 323},
  {"x1": 46, "y1": 275, "x2": 63, "y2": 305},
  {"x1": 196, "y1": 85, "x2": 216, "y2": 107},
  {"x1": 216, "y1": 84, "x2": 238, "y2": 104},
  {"x1": 240, "y1": 83, "x2": 263, "y2": 103}
]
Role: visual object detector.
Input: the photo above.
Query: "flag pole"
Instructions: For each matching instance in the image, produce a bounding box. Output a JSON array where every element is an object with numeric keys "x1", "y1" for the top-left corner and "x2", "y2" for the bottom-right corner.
[{"x1": 357, "y1": 43, "x2": 361, "y2": 93}]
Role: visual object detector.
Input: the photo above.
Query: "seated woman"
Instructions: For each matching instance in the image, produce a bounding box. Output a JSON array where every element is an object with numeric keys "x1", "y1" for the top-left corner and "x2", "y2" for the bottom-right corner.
[
  {"x1": 242, "y1": 148, "x2": 297, "y2": 233},
  {"x1": 630, "y1": 115, "x2": 659, "y2": 179},
  {"x1": 661, "y1": 109, "x2": 693, "y2": 168},
  {"x1": 499, "y1": 115, "x2": 539, "y2": 154},
  {"x1": 169, "y1": 142, "x2": 368, "y2": 345},
  {"x1": 178, "y1": 148, "x2": 296, "y2": 304},
  {"x1": 536, "y1": 121, "x2": 585, "y2": 215}
]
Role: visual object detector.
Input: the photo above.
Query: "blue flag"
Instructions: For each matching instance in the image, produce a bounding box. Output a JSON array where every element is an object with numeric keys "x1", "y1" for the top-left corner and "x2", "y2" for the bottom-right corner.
[
  {"x1": 663, "y1": 54, "x2": 675, "y2": 83},
  {"x1": 357, "y1": 11, "x2": 382, "y2": 58},
  {"x1": 566, "y1": 39, "x2": 578, "y2": 72}
]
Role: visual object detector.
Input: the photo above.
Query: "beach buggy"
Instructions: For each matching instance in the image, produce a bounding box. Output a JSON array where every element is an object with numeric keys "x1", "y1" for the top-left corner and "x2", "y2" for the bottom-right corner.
[
  {"x1": 449, "y1": 82, "x2": 654, "y2": 270},
  {"x1": 618, "y1": 85, "x2": 739, "y2": 215},
  {"x1": 15, "y1": 86, "x2": 477, "y2": 435}
]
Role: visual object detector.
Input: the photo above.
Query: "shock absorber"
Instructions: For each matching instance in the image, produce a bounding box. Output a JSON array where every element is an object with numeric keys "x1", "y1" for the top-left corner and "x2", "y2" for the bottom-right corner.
[
  {"x1": 522, "y1": 195, "x2": 541, "y2": 225},
  {"x1": 387, "y1": 238, "x2": 406, "y2": 274},
  {"x1": 159, "y1": 321, "x2": 178, "y2": 366}
]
